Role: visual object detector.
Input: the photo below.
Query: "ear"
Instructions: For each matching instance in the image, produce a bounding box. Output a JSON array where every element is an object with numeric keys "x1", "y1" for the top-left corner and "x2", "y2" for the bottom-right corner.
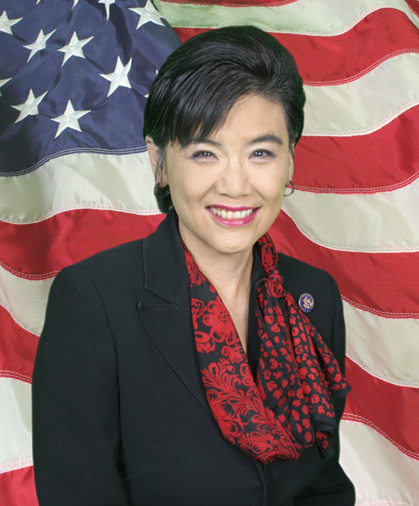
[
  {"x1": 146, "y1": 136, "x2": 168, "y2": 187},
  {"x1": 288, "y1": 145, "x2": 295, "y2": 182},
  {"x1": 146, "y1": 136, "x2": 161, "y2": 176}
]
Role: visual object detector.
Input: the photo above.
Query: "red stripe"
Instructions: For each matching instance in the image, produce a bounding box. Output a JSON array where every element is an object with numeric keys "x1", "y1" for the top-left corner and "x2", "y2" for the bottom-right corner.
[
  {"x1": 174, "y1": 9, "x2": 419, "y2": 84},
  {"x1": 295, "y1": 107, "x2": 419, "y2": 193},
  {"x1": 270, "y1": 213, "x2": 419, "y2": 316},
  {"x1": 343, "y1": 357, "x2": 419, "y2": 460},
  {"x1": 0, "y1": 466, "x2": 38, "y2": 506},
  {"x1": 406, "y1": 0, "x2": 419, "y2": 15},
  {"x1": 0, "y1": 306, "x2": 38, "y2": 383},
  {"x1": 0, "y1": 210, "x2": 164, "y2": 278},
  {"x1": 2, "y1": 210, "x2": 419, "y2": 317}
]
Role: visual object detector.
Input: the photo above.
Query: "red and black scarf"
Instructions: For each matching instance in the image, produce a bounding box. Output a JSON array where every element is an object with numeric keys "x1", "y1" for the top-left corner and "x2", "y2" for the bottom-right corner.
[{"x1": 185, "y1": 233, "x2": 350, "y2": 464}]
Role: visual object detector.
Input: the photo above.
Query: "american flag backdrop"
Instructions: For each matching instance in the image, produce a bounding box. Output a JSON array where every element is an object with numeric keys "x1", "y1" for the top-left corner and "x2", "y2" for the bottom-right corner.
[{"x1": 0, "y1": 0, "x2": 418, "y2": 504}]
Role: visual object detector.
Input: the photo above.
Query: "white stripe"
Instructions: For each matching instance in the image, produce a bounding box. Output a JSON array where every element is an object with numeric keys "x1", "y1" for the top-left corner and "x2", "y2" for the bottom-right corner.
[
  {"x1": 3, "y1": 137, "x2": 419, "y2": 240},
  {"x1": 344, "y1": 302, "x2": 419, "y2": 387},
  {"x1": 282, "y1": 178, "x2": 419, "y2": 253},
  {"x1": 157, "y1": 3, "x2": 419, "y2": 135},
  {"x1": 0, "y1": 265, "x2": 52, "y2": 336},
  {"x1": 303, "y1": 53, "x2": 419, "y2": 136},
  {"x1": 156, "y1": 0, "x2": 419, "y2": 36},
  {"x1": 0, "y1": 378, "x2": 32, "y2": 474},
  {"x1": 0, "y1": 151, "x2": 159, "y2": 224},
  {"x1": 340, "y1": 420, "x2": 419, "y2": 504}
]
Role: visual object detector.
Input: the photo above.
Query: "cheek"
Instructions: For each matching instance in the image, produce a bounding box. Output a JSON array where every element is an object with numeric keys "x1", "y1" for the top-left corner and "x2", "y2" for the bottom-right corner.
[
  {"x1": 167, "y1": 173, "x2": 198, "y2": 210},
  {"x1": 260, "y1": 172, "x2": 288, "y2": 200},
  {"x1": 168, "y1": 166, "x2": 212, "y2": 200}
]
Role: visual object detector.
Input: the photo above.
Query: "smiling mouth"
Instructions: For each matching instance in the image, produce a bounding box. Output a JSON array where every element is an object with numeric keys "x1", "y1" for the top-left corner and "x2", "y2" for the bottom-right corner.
[{"x1": 209, "y1": 207, "x2": 256, "y2": 220}]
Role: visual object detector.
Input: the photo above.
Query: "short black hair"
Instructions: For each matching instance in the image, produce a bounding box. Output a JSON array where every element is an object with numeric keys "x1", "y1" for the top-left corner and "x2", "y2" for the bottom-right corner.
[{"x1": 144, "y1": 25, "x2": 305, "y2": 212}]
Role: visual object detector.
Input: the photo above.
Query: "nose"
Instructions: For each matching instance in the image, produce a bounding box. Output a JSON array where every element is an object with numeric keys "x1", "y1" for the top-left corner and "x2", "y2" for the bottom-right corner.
[{"x1": 216, "y1": 159, "x2": 251, "y2": 197}]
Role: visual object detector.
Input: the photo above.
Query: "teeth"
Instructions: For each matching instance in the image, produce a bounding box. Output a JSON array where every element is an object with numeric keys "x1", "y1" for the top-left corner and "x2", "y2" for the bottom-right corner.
[{"x1": 210, "y1": 207, "x2": 254, "y2": 220}]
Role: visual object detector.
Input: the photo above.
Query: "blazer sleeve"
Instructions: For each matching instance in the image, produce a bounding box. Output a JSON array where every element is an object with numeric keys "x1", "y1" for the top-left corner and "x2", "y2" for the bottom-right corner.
[
  {"x1": 32, "y1": 264, "x2": 132, "y2": 506},
  {"x1": 293, "y1": 273, "x2": 356, "y2": 506}
]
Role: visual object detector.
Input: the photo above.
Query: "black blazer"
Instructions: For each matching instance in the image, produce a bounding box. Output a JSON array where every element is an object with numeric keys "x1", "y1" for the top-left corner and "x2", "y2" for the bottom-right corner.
[{"x1": 32, "y1": 211, "x2": 355, "y2": 506}]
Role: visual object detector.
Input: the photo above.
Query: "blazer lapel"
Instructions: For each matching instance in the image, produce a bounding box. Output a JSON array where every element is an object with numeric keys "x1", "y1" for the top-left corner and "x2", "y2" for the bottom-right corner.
[{"x1": 137, "y1": 211, "x2": 211, "y2": 413}]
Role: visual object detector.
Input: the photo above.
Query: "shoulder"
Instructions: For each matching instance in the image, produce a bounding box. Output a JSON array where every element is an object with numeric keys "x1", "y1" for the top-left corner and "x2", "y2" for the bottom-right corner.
[
  {"x1": 42, "y1": 239, "x2": 146, "y2": 333},
  {"x1": 47, "y1": 212, "x2": 183, "y2": 318},
  {"x1": 59, "y1": 212, "x2": 175, "y2": 284},
  {"x1": 276, "y1": 252, "x2": 339, "y2": 300},
  {"x1": 50, "y1": 238, "x2": 145, "y2": 299},
  {"x1": 77, "y1": 238, "x2": 144, "y2": 277},
  {"x1": 50, "y1": 212, "x2": 178, "y2": 304}
]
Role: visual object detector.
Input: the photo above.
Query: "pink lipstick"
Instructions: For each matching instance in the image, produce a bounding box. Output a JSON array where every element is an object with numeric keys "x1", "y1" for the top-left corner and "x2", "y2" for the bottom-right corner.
[{"x1": 208, "y1": 205, "x2": 259, "y2": 227}]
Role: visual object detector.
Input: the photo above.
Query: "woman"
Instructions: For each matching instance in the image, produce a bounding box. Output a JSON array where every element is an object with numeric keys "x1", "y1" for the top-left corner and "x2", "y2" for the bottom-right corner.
[{"x1": 33, "y1": 26, "x2": 355, "y2": 505}]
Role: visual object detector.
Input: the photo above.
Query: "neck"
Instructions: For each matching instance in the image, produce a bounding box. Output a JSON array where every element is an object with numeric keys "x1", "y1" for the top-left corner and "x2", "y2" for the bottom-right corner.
[
  {"x1": 187, "y1": 246, "x2": 254, "y2": 354},
  {"x1": 186, "y1": 244, "x2": 254, "y2": 298}
]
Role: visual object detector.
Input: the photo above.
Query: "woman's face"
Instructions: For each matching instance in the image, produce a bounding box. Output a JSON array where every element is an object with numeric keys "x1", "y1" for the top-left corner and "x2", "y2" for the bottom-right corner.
[{"x1": 148, "y1": 94, "x2": 294, "y2": 263}]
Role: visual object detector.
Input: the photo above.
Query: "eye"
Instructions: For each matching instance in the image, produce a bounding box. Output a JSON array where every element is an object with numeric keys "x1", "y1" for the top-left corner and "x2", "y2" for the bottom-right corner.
[
  {"x1": 191, "y1": 150, "x2": 215, "y2": 159},
  {"x1": 252, "y1": 149, "x2": 274, "y2": 158}
]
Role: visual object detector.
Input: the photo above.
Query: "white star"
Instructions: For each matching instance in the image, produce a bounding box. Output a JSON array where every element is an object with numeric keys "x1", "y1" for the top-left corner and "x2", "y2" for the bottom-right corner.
[
  {"x1": 98, "y1": 0, "x2": 116, "y2": 20},
  {"x1": 12, "y1": 89, "x2": 47, "y2": 123},
  {"x1": 72, "y1": 0, "x2": 79, "y2": 8},
  {"x1": 51, "y1": 100, "x2": 90, "y2": 138},
  {"x1": 0, "y1": 77, "x2": 12, "y2": 97},
  {"x1": 129, "y1": 1, "x2": 165, "y2": 30},
  {"x1": 0, "y1": 11, "x2": 22, "y2": 35},
  {"x1": 24, "y1": 29, "x2": 56, "y2": 62},
  {"x1": 58, "y1": 32, "x2": 93, "y2": 66},
  {"x1": 100, "y1": 57, "x2": 132, "y2": 97}
]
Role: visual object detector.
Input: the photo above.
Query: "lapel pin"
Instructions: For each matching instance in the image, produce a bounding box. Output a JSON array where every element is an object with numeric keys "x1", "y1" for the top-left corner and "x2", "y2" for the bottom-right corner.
[{"x1": 298, "y1": 293, "x2": 315, "y2": 313}]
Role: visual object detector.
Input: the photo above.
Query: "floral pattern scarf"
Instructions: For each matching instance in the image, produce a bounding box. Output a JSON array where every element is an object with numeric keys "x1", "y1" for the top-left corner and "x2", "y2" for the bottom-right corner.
[{"x1": 184, "y1": 233, "x2": 351, "y2": 464}]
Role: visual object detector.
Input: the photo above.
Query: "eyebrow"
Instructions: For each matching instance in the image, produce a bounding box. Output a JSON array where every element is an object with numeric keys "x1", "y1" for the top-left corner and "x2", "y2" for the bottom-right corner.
[
  {"x1": 190, "y1": 138, "x2": 222, "y2": 147},
  {"x1": 250, "y1": 135, "x2": 284, "y2": 146},
  {"x1": 189, "y1": 134, "x2": 284, "y2": 147}
]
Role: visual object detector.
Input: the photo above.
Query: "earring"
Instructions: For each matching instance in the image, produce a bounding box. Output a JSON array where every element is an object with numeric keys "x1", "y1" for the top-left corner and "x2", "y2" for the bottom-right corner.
[
  {"x1": 284, "y1": 181, "x2": 295, "y2": 197},
  {"x1": 154, "y1": 154, "x2": 171, "y2": 197},
  {"x1": 154, "y1": 183, "x2": 170, "y2": 198}
]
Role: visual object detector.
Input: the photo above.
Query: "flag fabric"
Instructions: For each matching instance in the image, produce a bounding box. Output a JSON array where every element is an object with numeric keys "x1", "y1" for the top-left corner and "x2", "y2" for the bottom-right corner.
[
  {"x1": 0, "y1": 0, "x2": 418, "y2": 504},
  {"x1": 0, "y1": 0, "x2": 180, "y2": 503}
]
